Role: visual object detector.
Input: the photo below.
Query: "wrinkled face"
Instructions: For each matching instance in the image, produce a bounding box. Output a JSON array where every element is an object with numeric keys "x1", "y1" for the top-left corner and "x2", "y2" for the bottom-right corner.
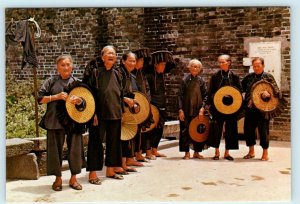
[
  {"x1": 188, "y1": 62, "x2": 201, "y2": 77},
  {"x1": 102, "y1": 47, "x2": 117, "y2": 69},
  {"x1": 57, "y1": 58, "x2": 73, "y2": 79},
  {"x1": 155, "y1": 62, "x2": 166, "y2": 73},
  {"x1": 252, "y1": 59, "x2": 264, "y2": 75},
  {"x1": 135, "y1": 58, "x2": 144, "y2": 70},
  {"x1": 123, "y1": 54, "x2": 136, "y2": 73},
  {"x1": 218, "y1": 57, "x2": 230, "y2": 72}
]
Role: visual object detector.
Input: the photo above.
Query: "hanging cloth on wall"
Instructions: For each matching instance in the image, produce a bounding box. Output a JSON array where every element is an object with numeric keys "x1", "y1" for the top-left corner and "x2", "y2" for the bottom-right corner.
[{"x1": 5, "y1": 17, "x2": 41, "y2": 69}]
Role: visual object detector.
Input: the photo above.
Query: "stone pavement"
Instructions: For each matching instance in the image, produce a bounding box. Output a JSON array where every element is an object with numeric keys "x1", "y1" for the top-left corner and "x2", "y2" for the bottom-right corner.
[{"x1": 6, "y1": 139, "x2": 291, "y2": 203}]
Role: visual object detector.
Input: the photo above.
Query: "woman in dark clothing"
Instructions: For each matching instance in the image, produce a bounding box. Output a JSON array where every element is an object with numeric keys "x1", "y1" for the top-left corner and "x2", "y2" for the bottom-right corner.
[
  {"x1": 207, "y1": 54, "x2": 242, "y2": 161},
  {"x1": 83, "y1": 45, "x2": 124, "y2": 181},
  {"x1": 242, "y1": 57, "x2": 280, "y2": 161},
  {"x1": 178, "y1": 59, "x2": 208, "y2": 159},
  {"x1": 118, "y1": 52, "x2": 143, "y2": 172},
  {"x1": 146, "y1": 51, "x2": 175, "y2": 158},
  {"x1": 133, "y1": 48, "x2": 152, "y2": 161},
  {"x1": 38, "y1": 54, "x2": 83, "y2": 191}
]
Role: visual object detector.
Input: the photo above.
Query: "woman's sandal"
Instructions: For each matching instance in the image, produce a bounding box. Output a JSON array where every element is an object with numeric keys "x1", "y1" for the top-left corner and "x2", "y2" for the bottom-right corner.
[
  {"x1": 115, "y1": 170, "x2": 129, "y2": 175},
  {"x1": 88, "y1": 177, "x2": 102, "y2": 185},
  {"x1": 125, "y1": 168, "x2": 137, "y2": 172},
  {"x1": 52, "y1": 182, "x2": 62, "y2": 191},
  {"x1": 212, "y1": 155, "x2": 220, "y2": 160},
  {"x1": 106, "y1": 174, "x2": 124, "y2": 180},
  {"x1": 243, "y1": 154, "x2": 255, "y2": 159},
  {"x1": 69, "y1": 182, "x2": 82, "y2": 190}
]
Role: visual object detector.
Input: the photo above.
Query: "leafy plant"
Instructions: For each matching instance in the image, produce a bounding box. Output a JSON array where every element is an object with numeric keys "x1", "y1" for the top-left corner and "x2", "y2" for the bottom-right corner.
[{"x1": 6, "y1": 69, "x2": 46, "y2": 139}]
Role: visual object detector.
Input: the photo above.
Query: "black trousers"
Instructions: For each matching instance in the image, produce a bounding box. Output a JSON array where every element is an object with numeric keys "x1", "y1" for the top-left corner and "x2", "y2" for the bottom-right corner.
[
  {"x1": 141, "y1": 131, "x2": 152, "y2": 151},
  {"x1": 121, "y1": 139, "x2": 135, "y2": 158},
  {"x1": 86, "y1": 125, "x2": 104, "y2": 171},
  {"x1": 134, "y1": 126, "x2": 142, "y2": 152},
  {"x1": 244, "y1": 109, "x2": 270, "y2": 149},
  {"x1": 151, "y1": 108, "x2": 167, "y2": 148},
  {"x1": 207, "y1": 116, "x2": 239, "y2": 150},
  {"x1": 47, "y1": 129, "x2": 82, "y2": 176},
  {"x1": 101, "y1": 119, "x2": 122, "y2": 167},
  {"x1": 179, "y1": 117, "x2": 206, "y2": 152}
]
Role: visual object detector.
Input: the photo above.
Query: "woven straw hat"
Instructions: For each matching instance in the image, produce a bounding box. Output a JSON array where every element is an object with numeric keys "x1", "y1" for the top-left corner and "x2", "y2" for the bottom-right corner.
[
  {"x1": 122, "y1": 91, "x2": 151, "y2": 124},
  {"x1": 189, "y1": 115, "x2": 210, "y2": 143},
  {"x1": 251, "y1": 80, "x2": 279, "y2": 112},
  {"x1": 121, "y1": 121, "x2": 138, "y2": 141},
  {"x1": 150, "y1": 50, "x2": 176, "y2": 73},
  {"x1": 142, "y1": 104, "x2": 160, "y2": 133},
  {"x1": 133, "y1": 48, "x2": 151, "y2": 59},
  {"x1": 213, "y1": 86, "x2": 242, "y2": 115},
  {"x1": 65, "y1": 86, "x2": 95, "y2": 123}
]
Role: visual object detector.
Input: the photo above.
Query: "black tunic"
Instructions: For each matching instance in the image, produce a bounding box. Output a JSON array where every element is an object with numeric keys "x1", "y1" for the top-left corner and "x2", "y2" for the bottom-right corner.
[{"x1": 178, "y1": 73, "x2": 208, "y2": 152}]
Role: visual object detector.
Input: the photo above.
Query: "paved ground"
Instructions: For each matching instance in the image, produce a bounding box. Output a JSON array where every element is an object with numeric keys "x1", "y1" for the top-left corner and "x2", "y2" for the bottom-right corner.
[{"x1": 6, "y1": 139, "x2": 291, "y2": 203}]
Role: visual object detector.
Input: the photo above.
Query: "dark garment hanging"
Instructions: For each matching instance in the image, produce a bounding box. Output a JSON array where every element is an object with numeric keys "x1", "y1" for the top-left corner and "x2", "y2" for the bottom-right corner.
[{"x1": 14, "y1": 20, "x2": 38, "y2": 68}]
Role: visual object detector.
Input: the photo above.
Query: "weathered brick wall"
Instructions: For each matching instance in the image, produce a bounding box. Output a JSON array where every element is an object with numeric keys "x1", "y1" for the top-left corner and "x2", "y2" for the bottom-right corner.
[
  {"x1": 143, "y1": 7, "x2": 290, "y2": 140},
  {"x1": 5, "y1": 7, "x2": 290, "y2": 140}
]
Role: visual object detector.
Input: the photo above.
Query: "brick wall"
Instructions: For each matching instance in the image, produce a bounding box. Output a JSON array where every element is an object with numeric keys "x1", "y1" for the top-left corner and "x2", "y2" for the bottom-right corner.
[{"x1": 5, "y1": 7, "x2": 290, "y2": 140}]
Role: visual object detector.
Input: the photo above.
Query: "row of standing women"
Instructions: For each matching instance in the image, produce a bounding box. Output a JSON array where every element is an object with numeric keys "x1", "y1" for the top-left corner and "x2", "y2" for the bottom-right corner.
[
  {"x1": 38, "y1": 46, "x2": 281, "y2": 192},
  {"x1": 178, "y1": 54, "x2": 281, "y2": 162},
  {"x1": 38, "y1": 46, "x2": 174, "y2": 191}
]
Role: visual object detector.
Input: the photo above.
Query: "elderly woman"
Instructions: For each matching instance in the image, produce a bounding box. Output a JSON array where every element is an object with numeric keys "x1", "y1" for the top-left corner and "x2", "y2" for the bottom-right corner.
[
  {"x1": 83, "y1": 45, "x2": 124, "y2": 181},
  {"x1": 38, "y1": 54, "x2": 83, "y2": 191},
  {"x1": 206, "y1": 54, "x2": 242, "y2": 161},
  {"x1": 242, "y1": 57, "x2": 281, "y2": 161},
  {"x1": 178, "y1": 59, "x2": 208, "y2": 159}
]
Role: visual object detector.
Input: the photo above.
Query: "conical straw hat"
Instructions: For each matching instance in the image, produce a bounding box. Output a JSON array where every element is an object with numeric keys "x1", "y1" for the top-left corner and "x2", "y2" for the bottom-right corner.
[
  {"x1": 122, "y1": 91, "x2": 151, "y2": 124},
  {"x1": 65, "y1": 86, "x2": 95, "y2": 123},
  {"x1": 251, "y1": 80, "x2": 279, "y2": 112},
  {"x1": 189, "y1": 115, "x2": 210, "y2": 143},
  {"x1": 213, "y1": 86, "x2": 242, "y2": 115},
  {"x1": 121, "y1": 121, "x2": 138, "y2": 141},
  {"x1": 141, "y1": 104, "x2": 160, "y2": 133}
]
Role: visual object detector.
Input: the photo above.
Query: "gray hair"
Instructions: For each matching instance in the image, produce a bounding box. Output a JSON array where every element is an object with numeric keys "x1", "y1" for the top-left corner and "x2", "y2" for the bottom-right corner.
[
  {"x1": 188, "y1": 59, "x2": 203, "y2": 72},
  {"x1": 218, "y1": 54, "x2": 231, "y2": 63},
  {"x1": 101, "y1": 45, "x2": 116, "y2": 56},
  {"x1": 56, "y1": 54, "x2": 73, "y2": 66}
]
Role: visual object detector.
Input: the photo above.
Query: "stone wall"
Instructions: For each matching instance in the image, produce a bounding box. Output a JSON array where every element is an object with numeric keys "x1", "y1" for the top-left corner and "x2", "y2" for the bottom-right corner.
[{"x1": 5, "y1": 7, "x2": 291, "y2": 140}]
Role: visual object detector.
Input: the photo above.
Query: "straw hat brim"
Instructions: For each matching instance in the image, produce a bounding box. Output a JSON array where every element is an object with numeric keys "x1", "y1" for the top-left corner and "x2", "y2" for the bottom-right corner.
[
  {"x1": 141, "y1": 104, "x2": 160, "y2": 133},
  {"x1": 213, "y1": 86, "x2": 243, "y2": 115},
  {"x1": 121, "y1": 122, "x2": 138, "y2": 141},
  {"x1": 65, "y1": 86, "x2": 95, "y2": 123},
  {"x1": 251, "y1": 80, "x2": 279, "y2": 112},
  {"x1": 122, "y1": 91, "x2": 151, "y2": 124},
  {"x1": 189, "y1": 115, "x2": 210, "y2": 143}
]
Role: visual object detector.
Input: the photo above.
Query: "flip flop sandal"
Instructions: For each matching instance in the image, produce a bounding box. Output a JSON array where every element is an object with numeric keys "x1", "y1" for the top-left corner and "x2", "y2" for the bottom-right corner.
[
  {"x1": 88, "y1": 177, "x2": 102, "y2": 185},
  {"x1": 137, "y1": 158, "x2": 150, "y2": 162},
  {"x1": 243, "y1": 154, "x2": 255, "y2": 159},
  {"x1": 145, "y1": 155, "x2": 156, "y2": 160},
  {"x1": 115, "y1": 170, "x2": 129, "y2": 175},
  {"x1": 125, "y1": 168, "x2": 137, "y2": 172},
  {"x1": 69, "y1": 182, "x2": 82, "y2": 190},
  {"x1": 212, "y1": 155, "x2": 220, "y2": 160},
  {"x1": 52, "y1": 182, "x2": 62, "y2": 191},
  {"x1": 106, "y1": 174, "x2": 124, "y2": 180}
]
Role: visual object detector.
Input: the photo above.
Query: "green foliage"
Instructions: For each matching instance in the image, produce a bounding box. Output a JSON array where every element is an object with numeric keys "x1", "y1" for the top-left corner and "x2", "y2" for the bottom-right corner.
[{"x1": 6, "y1": 69, "x2": 46, "y2": 138}]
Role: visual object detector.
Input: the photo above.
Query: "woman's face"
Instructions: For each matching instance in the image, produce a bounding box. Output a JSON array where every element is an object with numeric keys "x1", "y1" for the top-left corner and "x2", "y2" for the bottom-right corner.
[
  {"x1": 188, "y1": 62, "x2": 201, "y2": 77},
  {"x1": 218, "y1": 57, "x2": 230, "y2": 72},
  {"x1": 57, "y1": 58, "x2": 73, "y2": 79},
  {"x1": 135, "y1": 58, "x2": 144, "y2": 70},
  {"x1": 155, "y1": 62, "x2": 166, "y2": 73},
  {"x1": 123, "y1": 54, "x2": 136, "y2": 73},
  {"x1": 252, "y1": 59, "x2": 264, "y2": 75},
  {"x1": 102, "y1": 47, "x2": 117, "y2": 69}
]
